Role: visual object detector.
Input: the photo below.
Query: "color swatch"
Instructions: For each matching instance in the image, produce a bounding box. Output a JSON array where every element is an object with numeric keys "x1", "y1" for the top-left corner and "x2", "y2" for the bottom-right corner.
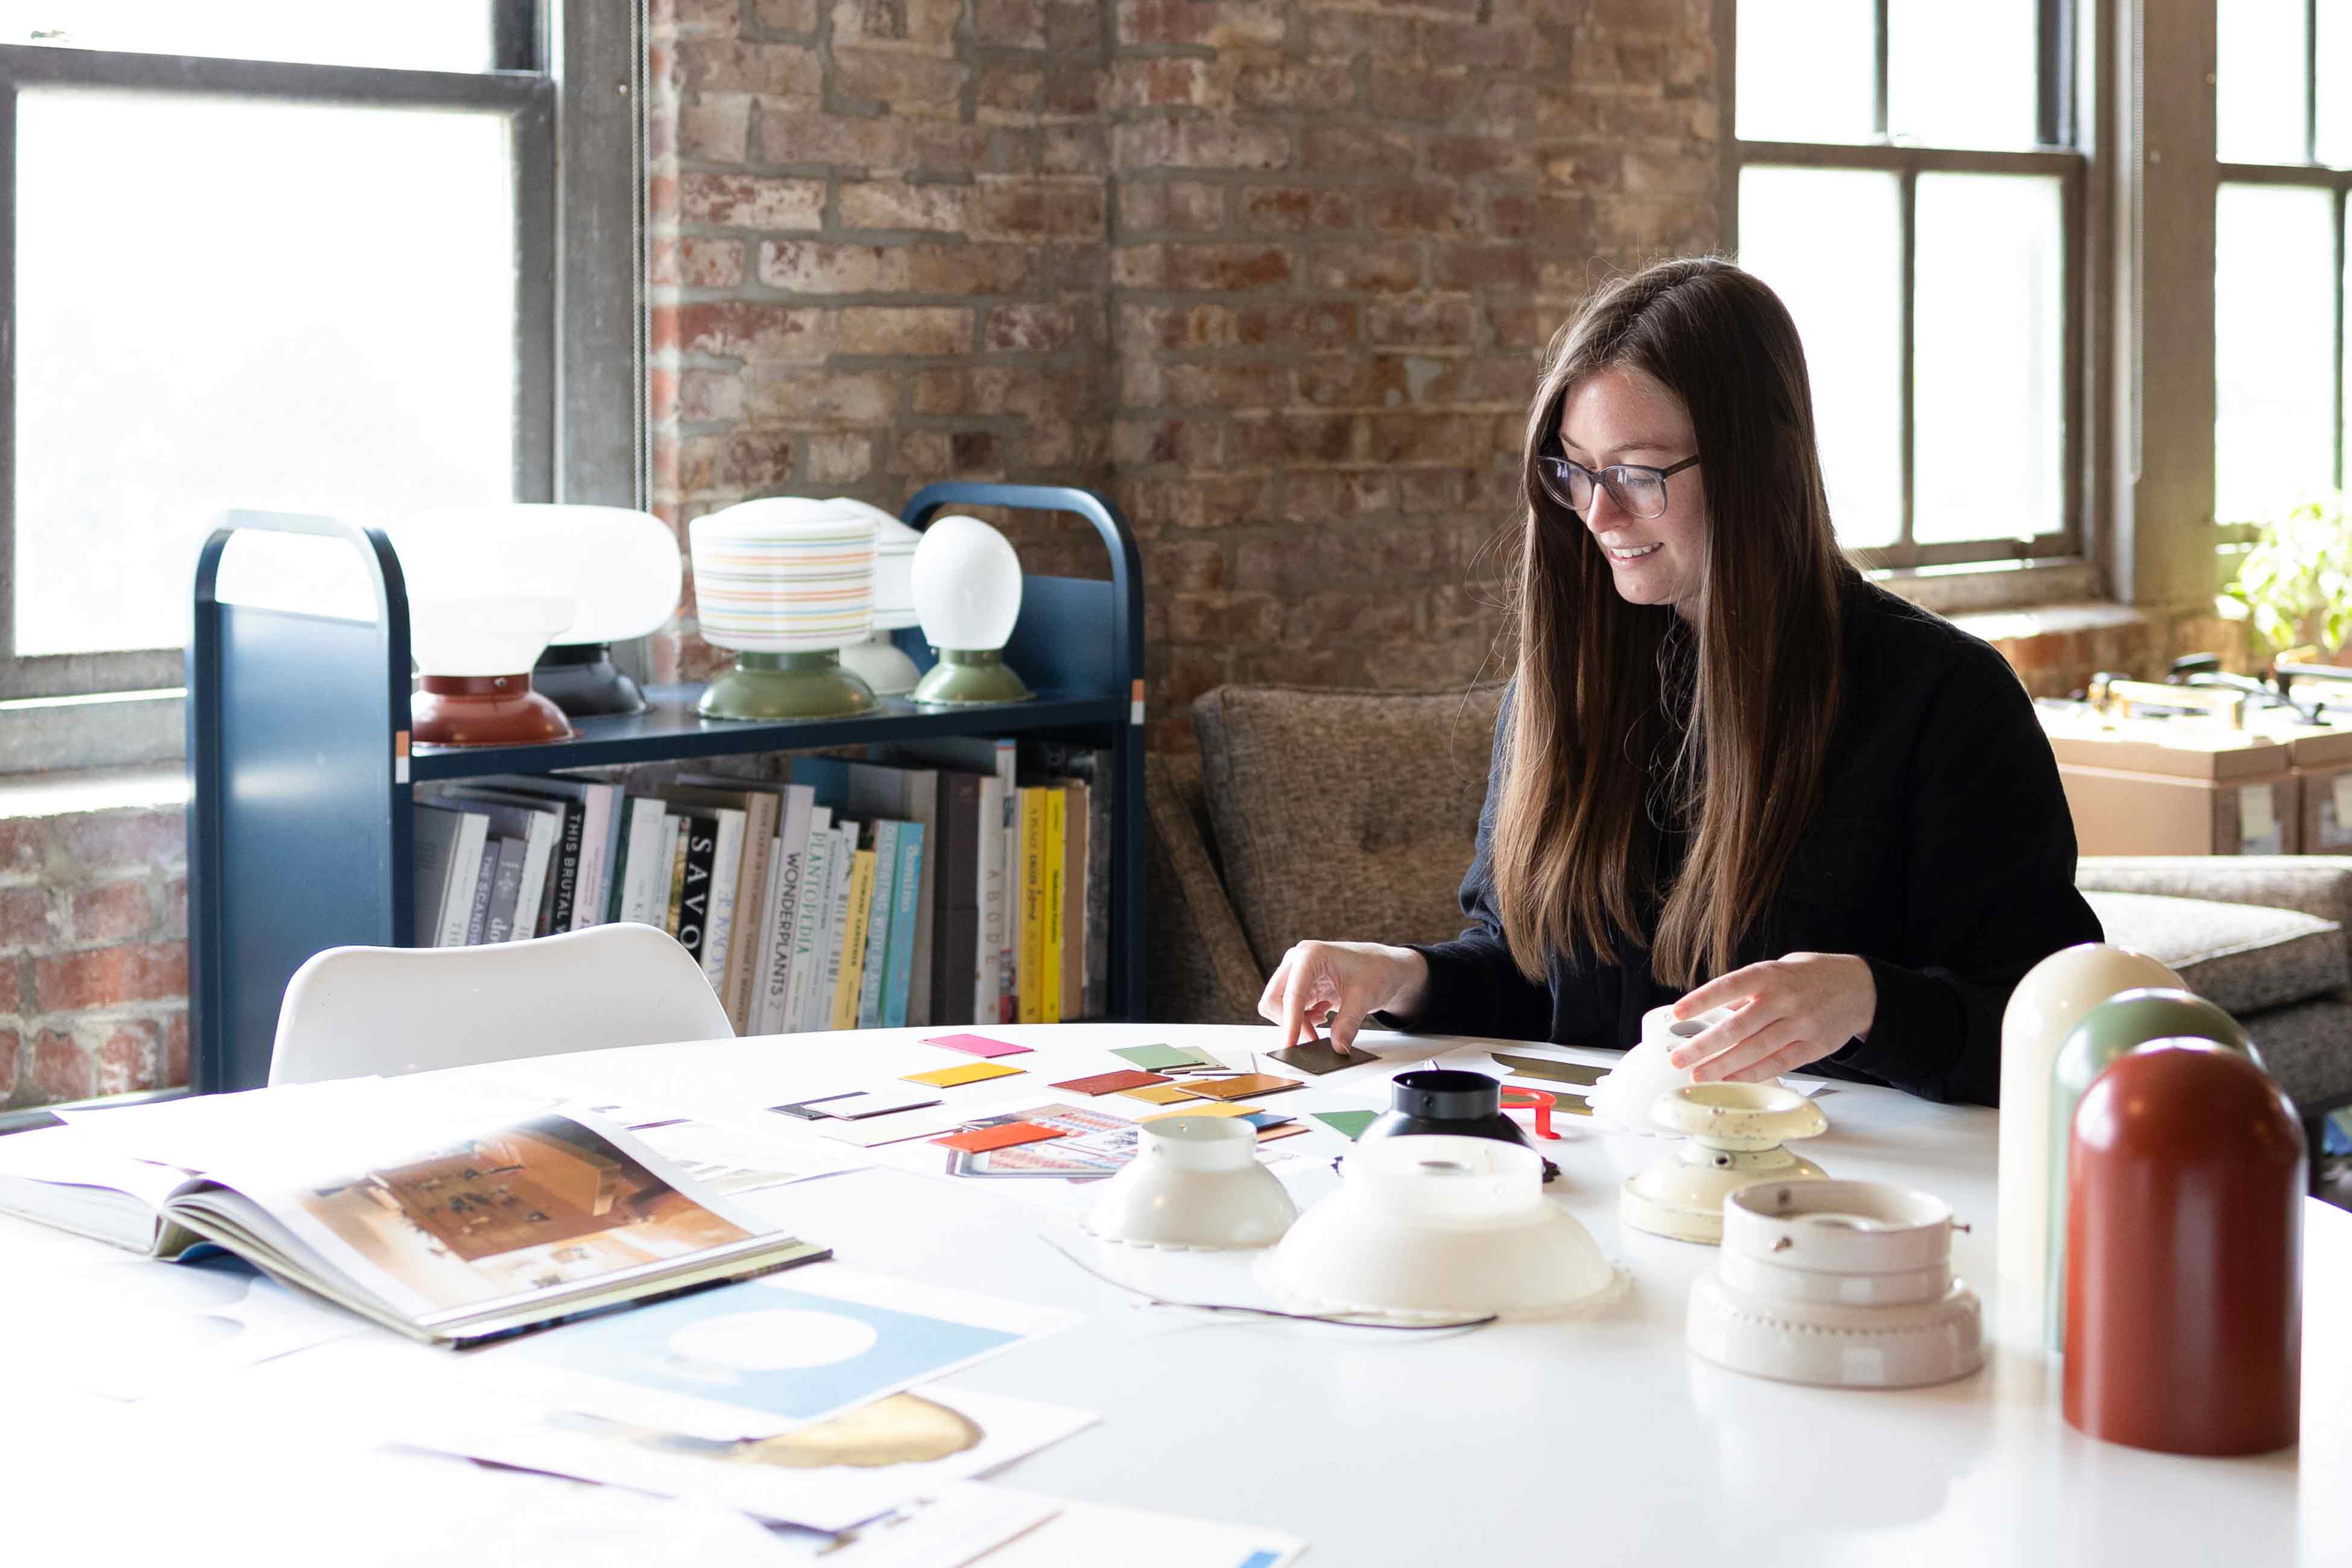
[
  {"x1": 1050, "y1": 1070, "x2": 1171, "y2": 1096},
  {"x1": 924, "y1": 1034, "x2": 1032, "y2": 1059},
  {"x1": 932, "y1": 1122, "x2": 1068, "y2": 1154},
  {"x1": 903, "y1": 1061, "x2": 1026, "y2": 1089}
]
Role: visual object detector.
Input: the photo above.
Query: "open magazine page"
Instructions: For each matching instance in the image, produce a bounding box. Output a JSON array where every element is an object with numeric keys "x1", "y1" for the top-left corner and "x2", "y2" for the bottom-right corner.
[
  {"x1": 0, "y1": 1125, "x2": 208, "y2": 1251},
  {"x1": 60, "y1": 1076, "x2": 795, "y2": 1326}
]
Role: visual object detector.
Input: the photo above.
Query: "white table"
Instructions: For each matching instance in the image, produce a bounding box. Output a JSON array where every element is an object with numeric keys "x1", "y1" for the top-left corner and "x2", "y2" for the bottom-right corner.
[{"x1": 2, "y1": 1022, "x2": 2344, "y2": 1567}]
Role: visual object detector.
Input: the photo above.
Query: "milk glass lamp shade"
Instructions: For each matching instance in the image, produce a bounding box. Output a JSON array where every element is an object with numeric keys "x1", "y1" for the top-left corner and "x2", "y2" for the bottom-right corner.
[
  {"x1": 396, "y1": 504, "x2": 683, "y2": 717},
  {"x1": 688, "y1": 501, "x2": 879, "y2": 720},
  {"x1": 385, "y1": 513, "x2": 578, "y2": 747},
  {"x1": 824, "y1": 498, "x2": 923, "y2": 695},
  {"x1": 910, "y1": 514, "x2": 1032, "y2": 706}
]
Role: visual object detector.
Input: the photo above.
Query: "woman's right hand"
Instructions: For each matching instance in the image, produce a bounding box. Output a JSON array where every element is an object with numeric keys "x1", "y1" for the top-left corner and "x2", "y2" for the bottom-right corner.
[{"x1": 1258, "y1": 941, "x2": 1431, "y2": 1051}]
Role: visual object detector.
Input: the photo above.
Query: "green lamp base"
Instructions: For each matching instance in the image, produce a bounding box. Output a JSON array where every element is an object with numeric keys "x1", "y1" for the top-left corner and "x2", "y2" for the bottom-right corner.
[
  {"x1": 698, "y1": 650, "x2": 880, "y2": 721},
  {"x1": 911, "y1": 647, "x2": 1034, "y2": 707}
]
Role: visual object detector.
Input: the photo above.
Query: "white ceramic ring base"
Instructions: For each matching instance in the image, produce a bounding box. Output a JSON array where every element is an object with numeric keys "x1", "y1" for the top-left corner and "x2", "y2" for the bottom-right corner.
[
  {"x1": 1620, "y1": 1152, "x2": 1828, "y2": 1245},
  {"x1": 1685, "y1": 1274, "x2": 1986, "y2": 1389}
]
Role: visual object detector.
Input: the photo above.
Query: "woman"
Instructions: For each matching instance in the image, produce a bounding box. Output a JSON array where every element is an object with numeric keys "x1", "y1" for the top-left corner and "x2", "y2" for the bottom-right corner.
[{"x1": 1260, "y1": 257, "x2": 2100, "y2": 1105}]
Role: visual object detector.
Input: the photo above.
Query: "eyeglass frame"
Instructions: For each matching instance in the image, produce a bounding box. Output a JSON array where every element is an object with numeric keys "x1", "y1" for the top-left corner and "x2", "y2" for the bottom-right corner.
[{"x1": 1534, "y1": 447, "x2": 1701, "y2": 522}]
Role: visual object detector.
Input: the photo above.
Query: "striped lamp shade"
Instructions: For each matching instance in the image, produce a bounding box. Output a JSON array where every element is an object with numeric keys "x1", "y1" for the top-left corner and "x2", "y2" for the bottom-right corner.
[{"x1": 689, "y1": 499, "x2": 876, "y2": 653}]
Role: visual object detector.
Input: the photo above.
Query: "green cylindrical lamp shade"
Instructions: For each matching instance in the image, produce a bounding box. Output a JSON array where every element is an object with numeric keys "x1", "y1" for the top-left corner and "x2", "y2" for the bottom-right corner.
[
  {"x1": 688, "y1": 500, "x2": 880, "y2": 721},
  {"x1": 2041, "y1": 987, "x2": 2260, "y2": 1353}
]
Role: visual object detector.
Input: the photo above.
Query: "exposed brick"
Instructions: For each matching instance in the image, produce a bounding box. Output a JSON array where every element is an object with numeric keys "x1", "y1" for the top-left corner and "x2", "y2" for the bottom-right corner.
[
  {"x1": 680, "y1": 368, "x2": 748, "y2": 422},
  {"x1": 839, "y1": 179, "x2": 973, "y2": 232},
  {"x1": 1363, "y1": 185, "x2": 1476, "y2": 238},
  {"x1": 1113, "y1": 58, "x2": 1228, "y2": 110},
  {"x1": 973, "y1": 0, "x2": 1048, "y2": 46},
  {"x1": 1368, "y1": 297, "x2": 1479, "y2": 348},
  {"x1": 0, "y1": 1027, "x2": 16, "y2": 1101},
  {"x1": 58, "y1": 812, "x2": 183, "y2": 875},
  {"x1": 93, "y1": 1018, "x2": 160, "y2": 1096},
  {"x1": 0, "y1": 961, "x2": 19, "y2": 1015},
  {"x1": 1234, "y1": 60, "x2": 1355, "y2": 112},
  {"x1": 677, "y1": 300, "x2": 834, "y2": 361},
  {"x1": 164, "y1": 1010, "x2": 189, "y2": 1090},
  {"x1": 1118, "y1": 242, "x2": 1294, "y2": 291},
  {"x1": 681, "y1": 238, "x2": 747, "y2": 287},
  {"x1": 1113, "y1": 118, "x2": 1292, "y2": 172},
  {"x1": 833, "y1": 306, "x2": 973, "y2": 355},
  {"x1": 759, "y1": 110, "x2": 915, "y2": 169},
  {"x1": 31, "y1": 1028, "x2": 84, "y2": 1105},
  {"x1": 1304, "y1": 8, "x2": 1414, "y2": 60},
  {"x1": 984, "y1": 302, "x2": 1083, "y2": 352},
  {"x1": 1306, "y1": 240, "x2": 1421, "y2": 293},
  {"x1": 1241, "y1": 184, "x2": 1355, "y2": 233},
  {"x1": 806, "y1": 431, "x2": 876, "y2": 482},
  {"x1": 678, "y1": 96, "x2": 752, "y2": 162},
  {"x1": 971, "y1": 179, "x2": 1108, "y2": 240},
  {"x1": 1367, "y1": 66, "x2": 1476, "y2": 123},
  {"x1": 1170, "y1": 590, "x2": 1287, "y2": 643},
  {"x1": 71, "y1": 881, "x2": 150, "y2": 946},
  {"x1": 0, "y1": 820, "x2": 41, "y2": 880},
  {"x1": 677, "y1": 40, "x2": 823, "y2": 101},
  {"x1": 1117, "y1": 0, "x2": 1287, "y2": 48},
  {"x1": 742, "y1": 366, "x2": 897, "y2": 425},
  {"x1": 675, "y1": 0, "x2": 748, "y2": 34},
  {"x1": 1430, "y1": 241, "x2": 1534, "y2": 292},
  {"x1": 676, "y1": 429, "x2": 797, "y2": 493},
  {"x1": 834, "y1": 49, "x2": 967, "y2": 118},
  {"x1": 0, "y1": 887, "x2": 55, "y2": 952},
  {"x1": 1303, "y1": 125, "x2": 1414, "y2": 178},
  {"x1": 678, "y1": 171, "x2": 826, "y2": 228}
]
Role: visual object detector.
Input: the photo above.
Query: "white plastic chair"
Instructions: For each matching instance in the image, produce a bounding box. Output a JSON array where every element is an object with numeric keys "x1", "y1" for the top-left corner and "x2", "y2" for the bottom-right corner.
[{"x1": 268, "y1": 924, "x2": 733, "y2": 1086}]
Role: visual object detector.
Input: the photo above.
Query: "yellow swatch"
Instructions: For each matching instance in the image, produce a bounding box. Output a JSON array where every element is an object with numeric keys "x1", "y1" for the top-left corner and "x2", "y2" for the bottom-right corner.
[
  {"x1": 902, "y1": 1060, "x2": 1025, "y2": 1089},
  {"x1": 1119, "y1": 1083, "x2": 1204, "y2": 1105},
  {"x1": 1140, "y1": 1101, "x2": 1263, "y2": 1121}
]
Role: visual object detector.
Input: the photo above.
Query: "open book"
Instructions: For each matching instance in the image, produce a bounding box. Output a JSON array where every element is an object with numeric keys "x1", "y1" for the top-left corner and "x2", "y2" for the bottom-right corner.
[{"x1": 0, "y1": 1077, "x2": 829, "y2": 1348}]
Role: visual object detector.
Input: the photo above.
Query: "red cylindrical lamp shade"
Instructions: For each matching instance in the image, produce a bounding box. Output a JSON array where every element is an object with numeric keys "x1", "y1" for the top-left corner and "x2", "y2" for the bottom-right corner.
[{"x1": 2063, "y1": 1041, "x2": 2303, "y2": 1456}]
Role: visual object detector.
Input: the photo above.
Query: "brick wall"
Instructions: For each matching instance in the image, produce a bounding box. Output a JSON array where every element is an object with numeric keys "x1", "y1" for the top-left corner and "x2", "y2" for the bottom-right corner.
[
  {"x1": 646, "y1": 0, "x2": 1719, "y2": 732},
  {"x1": 0, "y1": 803, "x2": 188, "y2": 1111}
]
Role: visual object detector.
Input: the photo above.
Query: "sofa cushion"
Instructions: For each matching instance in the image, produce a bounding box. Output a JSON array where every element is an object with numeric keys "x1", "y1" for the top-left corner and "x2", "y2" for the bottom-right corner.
[
  {"x1": 2229, "y1": 991, "x2": 2352, "y2": 1113},
  {"x1": 1192, "y1": 683, "x2": 1505, "y2": 972},
  {"x1": 2084, "y1": 890, "x2": 2349, "y2": 1016}
]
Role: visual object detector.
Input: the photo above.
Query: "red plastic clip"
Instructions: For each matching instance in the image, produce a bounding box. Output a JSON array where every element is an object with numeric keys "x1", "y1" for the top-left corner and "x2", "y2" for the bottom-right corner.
[{"x1": 1500, "y1": 1086, "x2": 1561, "y2": 1140}]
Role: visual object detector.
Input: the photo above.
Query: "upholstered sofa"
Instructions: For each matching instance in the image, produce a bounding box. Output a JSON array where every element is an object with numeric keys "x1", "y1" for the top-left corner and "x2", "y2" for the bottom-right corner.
[{"x1": 1146, "y1": 683, "x2": 2352, "y2": 1177}]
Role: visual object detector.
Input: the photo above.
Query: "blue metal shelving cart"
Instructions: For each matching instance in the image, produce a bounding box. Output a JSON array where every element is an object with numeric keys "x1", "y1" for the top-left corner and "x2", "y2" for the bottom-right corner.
[{"x1": 187, "y1": 482, "x2": 1146, "y2": 1093}]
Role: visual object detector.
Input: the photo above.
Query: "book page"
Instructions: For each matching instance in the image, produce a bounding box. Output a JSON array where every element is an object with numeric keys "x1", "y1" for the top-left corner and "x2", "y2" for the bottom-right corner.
[{"x1": 62, "y1": 1076, "x2": 792, "y2": 1325}]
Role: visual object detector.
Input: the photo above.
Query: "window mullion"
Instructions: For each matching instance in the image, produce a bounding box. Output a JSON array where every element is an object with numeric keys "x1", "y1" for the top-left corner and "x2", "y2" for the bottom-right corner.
[
  {"x1": 1900, "y1": 160, "x2": 1918, "y2": 551},
  {"x1": 2336, "y1": 184, "x2": 2347, "y2": 492},
  {"x1": 1874, "y1": 0, "x2": 1891, "y2": 139},
  {"x1": 2309, "y1": 0, "x2": 2322, "y2": 166}
]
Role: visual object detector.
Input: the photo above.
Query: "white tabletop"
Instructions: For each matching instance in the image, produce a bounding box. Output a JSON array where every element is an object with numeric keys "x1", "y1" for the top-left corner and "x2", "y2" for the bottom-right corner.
[{"x1": 1, "y1": 1022, "x2": 2343, "y2": 1567}]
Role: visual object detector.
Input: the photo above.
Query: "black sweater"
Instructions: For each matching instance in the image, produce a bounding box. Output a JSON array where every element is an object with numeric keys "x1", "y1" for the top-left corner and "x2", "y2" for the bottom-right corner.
[{"x1": 1384, "y1": 577, "x2": 2102, "y2": 1106}]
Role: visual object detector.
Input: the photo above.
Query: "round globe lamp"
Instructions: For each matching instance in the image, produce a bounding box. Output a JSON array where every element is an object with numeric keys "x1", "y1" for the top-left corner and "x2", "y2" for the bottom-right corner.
[
  {"x1": 395, "y1": 504, "x2": 683, "y2": 718},
  {"x1": 909, "y1": 514, "x2": 1032, "y2": 706},
  {"x1": 825, "y1": 497, "x2": 923, "y2": 697},
  {"x1": 688, "y1": 500, "x2": 880, "y2": 721}
]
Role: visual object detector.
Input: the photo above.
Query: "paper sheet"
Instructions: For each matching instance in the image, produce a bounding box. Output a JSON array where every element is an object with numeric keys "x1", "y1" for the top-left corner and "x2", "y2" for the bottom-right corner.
[
  {"x1": 967, "y1": 1489, "x2": 1308, "y2": 1568},
  {"x1": 905, "y1": 1062, "x2": 1028, "y2": 1090},
  {"x1": 923, "y1": 1034, "x2": 1033, "y2": 1060},
  {"x1": 396, "y1": 1383, "x2": 1099, "y2": 1534},
  {"x1": 475, "y1": 1264, "x2": 1080, "y2": 1441}
]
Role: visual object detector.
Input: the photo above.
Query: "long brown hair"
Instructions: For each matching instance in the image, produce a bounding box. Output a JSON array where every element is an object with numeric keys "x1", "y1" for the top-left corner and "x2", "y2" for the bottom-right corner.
[{"x1": 1488, "y1": 257, "x2": 1851, "y2": 989}]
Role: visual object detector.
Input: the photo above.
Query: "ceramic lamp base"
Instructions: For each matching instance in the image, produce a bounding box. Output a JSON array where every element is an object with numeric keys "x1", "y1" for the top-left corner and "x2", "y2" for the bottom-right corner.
[
  {"x1": 698, "y1": 650, "x2": 879, "y2": 721},
  {"x1": 911, "y1": 647, "x2": 1032, "y2": 706},
  {"x1": 839, "y1": 631, "x2": 922, "y2": 697},
  {"x1": 1620, "y1": 1148, "x2": 1829, "y2": 1245},
  {"x1": 412, "y1": 675, "x2": 575, "y2": 747},
  {"x1": 533, "y1": 642, "x2": 647, "y2": 717}
]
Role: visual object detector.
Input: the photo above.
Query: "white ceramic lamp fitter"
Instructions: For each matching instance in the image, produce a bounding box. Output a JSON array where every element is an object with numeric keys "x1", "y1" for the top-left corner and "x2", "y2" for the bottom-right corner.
[
  {"x1": 1081, "y1": 1115, "x2": 1297, "y2": 1251},
  {"x1": 1619, "y1": 1081, "x2": 1830, "y2": 1245},
  {"x1": 909, "y1": 514, "x2": 1032, "y2": 706},
  {"x1": 1585, "y1": 1002, "x2": 1737, "y2": 1133},
  {"x1": 1686, "y1": 1179, "x2": 1985, "y2": 1389}
]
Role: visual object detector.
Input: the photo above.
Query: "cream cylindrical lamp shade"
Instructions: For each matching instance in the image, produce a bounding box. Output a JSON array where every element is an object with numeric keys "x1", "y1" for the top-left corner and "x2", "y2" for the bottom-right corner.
[
  {"x1": 824, "y1": 497, "x2": 923, "y2": 696},
  {"x1": 1994, "y1": 943, "x2": 2183, "y2": 1303},
  {"x1": 909, "y1": 513, "x2": 1031, "y2": 706},
  {"x1": 688, "y1": 500, "x2": 879, "y2": 720}
]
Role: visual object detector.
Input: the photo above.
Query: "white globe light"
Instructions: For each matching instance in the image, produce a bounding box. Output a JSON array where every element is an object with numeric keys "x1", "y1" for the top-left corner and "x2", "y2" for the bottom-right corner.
[
  {"x1": 391, "y1": 504, "x2": 681, "y2": 645},
  {"x1": 911, "y1": 514, "x2": 1022, "y2": 651}
]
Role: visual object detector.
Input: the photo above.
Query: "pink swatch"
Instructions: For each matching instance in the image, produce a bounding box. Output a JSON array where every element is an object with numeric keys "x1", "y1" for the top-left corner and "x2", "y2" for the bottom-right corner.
[{"x1": 924, "y1": 1032, "x2": 1033, "y2": 1059}]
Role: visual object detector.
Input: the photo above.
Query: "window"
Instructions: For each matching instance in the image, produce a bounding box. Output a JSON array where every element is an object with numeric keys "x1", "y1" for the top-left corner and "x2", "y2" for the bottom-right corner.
[
  {"x1": 2213, "y1": 0, "x2": 2352, "y2": 525},
  {"x1": 1727, "y1": 0, "x2": 2082, "y2": 571},
  {"x1": 0, "y1": 7, "x2": 642, "y2": 771}
]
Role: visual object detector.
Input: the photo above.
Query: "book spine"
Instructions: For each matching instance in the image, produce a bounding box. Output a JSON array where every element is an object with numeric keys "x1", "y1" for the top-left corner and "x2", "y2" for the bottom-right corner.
[
  {"x1": 884, "y1": 821, "x2": 924, "y2": 1029},
  {"x1": 663, "y1": 817, "x2": 691, "y2": 940},
  {"x1": 830, "y1": 841, "x2": 877, "y2": 1029},
  {"x1": 903, "y1": 773, "x2": 938, "y2": 1027},
  {"x1": 975, "y1": 773, "x2": 1008, "y2": 1026},
  {"x1": 761, "y1": 790, "x2": 815, "y2": 1034},
  {"x1": 749, "y1": 836, "x2": 785, "y2": 1034},
  {"x1": 699, "y1": 812, "x2": 743, "y2": 1002},
  {"x1": 784, "y1": 808, "x2": 834, "y2": 1034},
  {"x1": 1043, "y1": 787, "x2": 1065, "y2": 1025},
  {"x1": 1084, "y1": 758, "x2": 1110, "y2": 1017},
  {"x1": 856, "y1": 821, "x2": 902, "y2": 1029},
  {"x1": 618, "y1": 799, "x2": 664, "y2": 926},
  {"x1": 486, "y1": 835, "x2": 528, "y2": 944},
  {"x1": 995, "y1": 744, "x2": 1019, "y2": 1022},
  {"x1": 546, "y1": 795, "x2": 584, "y2": 934},
  {"x1": 1059, "y1": 777, "x2": 1087, "y2": 1022},
  {"x1": 678, "y1": 817, "x2": 720, "y2": 967},
  {"x1": 933, "y1": 773, "x2": 980, "y2": 1028},
  {"x1": 464, "y1": 836, "x2": 500, "y2": 945},
  {"x1": 516, "y1": 811, "x2": 559, "y2": 941},
  {"x1": 723, "y1": 795, "x2": 776, "y2": 1032},
  {"x1": 411, "y1": 807, "x2": 459, "y2": 948},
  {"x1": 812, "y1": 821, "x2": 856, "y2": 1032},
  {"x1": 441, "y1": 812, "x2": 490, "y2": 947},
  {"x1": 569, "y1": 786, "x2": 613, "y2": 931},
  {"x1": 1018, "y1": 786, "x2": 1046, "y2": 1025}
]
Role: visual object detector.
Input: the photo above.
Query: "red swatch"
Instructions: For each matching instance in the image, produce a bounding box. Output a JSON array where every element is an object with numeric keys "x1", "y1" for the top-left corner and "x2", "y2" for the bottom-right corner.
[
  {"x1": 1051, "y1": 1069, "x2": 1172, "y2": 1095},
  {"x1": 933, "y1": 1122, "x2": 1069, "y2": 1154}
]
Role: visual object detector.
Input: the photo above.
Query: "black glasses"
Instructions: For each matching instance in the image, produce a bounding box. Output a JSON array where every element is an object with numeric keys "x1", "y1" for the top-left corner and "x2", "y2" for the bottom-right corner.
[{"x1": 1535, "y1": 450, "x2": 1700, "y2": 520}]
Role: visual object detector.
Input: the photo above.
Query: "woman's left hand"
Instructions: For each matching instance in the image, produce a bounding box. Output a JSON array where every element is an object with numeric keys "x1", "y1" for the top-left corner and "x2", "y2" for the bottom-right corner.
[{"x1": 1666, "y1": 952, "x2": 1878, "y2": 1083}]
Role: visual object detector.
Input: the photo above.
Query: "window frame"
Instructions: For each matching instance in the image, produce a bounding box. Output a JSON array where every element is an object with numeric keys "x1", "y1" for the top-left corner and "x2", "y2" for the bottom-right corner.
[
  {"x1": 0, "y1": 5, "x2": 645, "y2": 765},
  {"x1": 1722, "y1": 0, "x2": 2093, "y2": 577}
]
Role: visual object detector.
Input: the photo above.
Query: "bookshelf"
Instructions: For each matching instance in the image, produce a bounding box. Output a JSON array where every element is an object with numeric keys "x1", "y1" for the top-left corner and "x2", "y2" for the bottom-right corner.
[{"x1": 188, "y1": 483, "x2": 1146, "y2": 1095}]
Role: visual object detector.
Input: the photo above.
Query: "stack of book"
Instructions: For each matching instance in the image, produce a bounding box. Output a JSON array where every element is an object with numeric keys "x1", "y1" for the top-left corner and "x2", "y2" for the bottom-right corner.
[{"x1": 410, "y1": 739, "x2": 1111, "y2": 1034}]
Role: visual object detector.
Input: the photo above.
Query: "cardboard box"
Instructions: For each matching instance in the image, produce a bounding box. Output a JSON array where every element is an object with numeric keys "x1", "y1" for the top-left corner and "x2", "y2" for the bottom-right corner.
[
  {"x1": 2247, "y1": 715, "x2": 2352, "y2": 853},
  {"x1": 2041, "y1": 714, "x2": 2297, "y2": 856}
]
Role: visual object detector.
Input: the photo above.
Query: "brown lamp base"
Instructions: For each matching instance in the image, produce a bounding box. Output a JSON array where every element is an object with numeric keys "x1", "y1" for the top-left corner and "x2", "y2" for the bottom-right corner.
[{"x1": 413, "y1": 674, "x2": 577, "y2": 747}]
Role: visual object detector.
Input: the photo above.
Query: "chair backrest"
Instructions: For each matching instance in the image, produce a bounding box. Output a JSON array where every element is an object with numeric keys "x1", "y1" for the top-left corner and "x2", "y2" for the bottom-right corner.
[{"x1": 268, "y1": 924, "x2": 733, "y2": 1086}]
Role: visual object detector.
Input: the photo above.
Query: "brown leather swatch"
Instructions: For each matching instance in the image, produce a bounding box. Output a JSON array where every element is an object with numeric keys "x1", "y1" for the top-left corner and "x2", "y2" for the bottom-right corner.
[
  {"x1": 1178, "y1": 1073, "x2": 1303, "y2": 1100},
  {"x1": 1051, "y1": 1069, "x2": 1172, "y2": 1096}
]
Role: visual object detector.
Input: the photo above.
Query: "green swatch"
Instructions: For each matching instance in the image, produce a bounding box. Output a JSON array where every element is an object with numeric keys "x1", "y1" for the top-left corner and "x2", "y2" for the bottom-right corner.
[
  {"x1": 1312, "y1": 1110, "x2": 1378, "y2": 1141},
  {"x1": 1113, "y1": 1044, "x2": 1218, "y2": 1071}
]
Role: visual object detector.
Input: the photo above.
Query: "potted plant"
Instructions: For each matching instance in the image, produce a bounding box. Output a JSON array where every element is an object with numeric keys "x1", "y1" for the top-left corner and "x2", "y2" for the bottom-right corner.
[{"x1": 2222, "y1": 493, "x2": 2352, "y2": 659}]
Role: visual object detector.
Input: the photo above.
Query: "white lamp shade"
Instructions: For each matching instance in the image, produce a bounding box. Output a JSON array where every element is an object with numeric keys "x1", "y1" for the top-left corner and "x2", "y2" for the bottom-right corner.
[
  {"x1": 825, "y1": 498, "x2": 922, "y2": 628},
  {"x1": 911, "y1": 514, "x2": 1022, "y2": 650},
  {"x1": 689, "y1": 500, "x2": 876, "y2": 654},
  {"x1": 409, "y1": 595, "x2": 574, "y2": 676},
  {"x1": 390, "y1": 504, "x2": 682, "y2": 645},
  {"x1": 1586, "y1": 1002, "x2": 1737, "y2": 1133}
]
